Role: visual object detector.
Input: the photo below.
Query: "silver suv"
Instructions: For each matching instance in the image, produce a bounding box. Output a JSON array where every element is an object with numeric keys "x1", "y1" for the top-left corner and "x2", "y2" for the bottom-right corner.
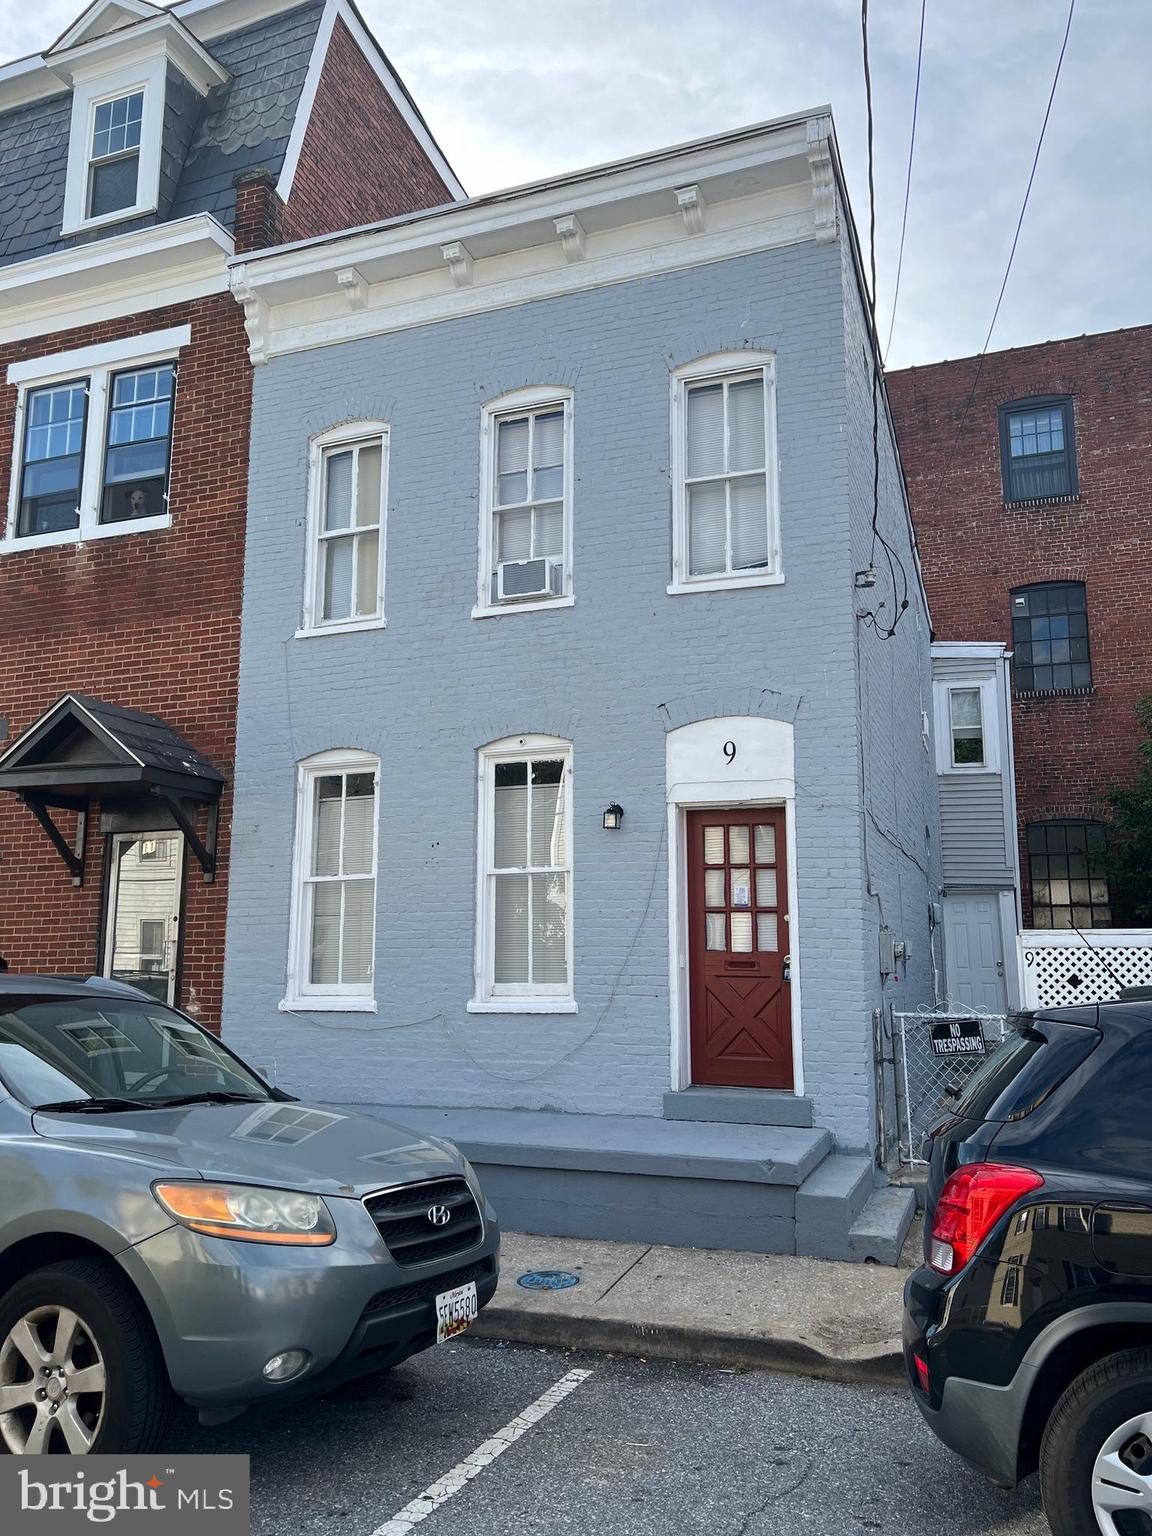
[{"x1": 0, "y1": 975, "x2": 500, "y2": 1454}]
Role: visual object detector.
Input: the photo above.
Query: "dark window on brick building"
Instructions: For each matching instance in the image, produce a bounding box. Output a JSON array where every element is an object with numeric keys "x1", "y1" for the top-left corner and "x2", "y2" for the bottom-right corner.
[
  {"x1": 1011, "y1": 583, "x2": 1092, "y2": 694},
  {"x1": 999, "y1": 397, "x2": 1077, "y2": 502},
  {"x1": 1027, "y1": 821, "x2": 1111, "y2": 929}
]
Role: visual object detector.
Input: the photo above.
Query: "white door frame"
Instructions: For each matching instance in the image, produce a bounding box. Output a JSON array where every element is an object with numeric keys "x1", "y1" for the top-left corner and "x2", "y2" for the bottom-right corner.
[
  {"x1": 665, "y1": 717, "x2": 803, "y2": 1095},
  {"x1": 103, "y1": 830, "x2": 185, "y2": 1006}
]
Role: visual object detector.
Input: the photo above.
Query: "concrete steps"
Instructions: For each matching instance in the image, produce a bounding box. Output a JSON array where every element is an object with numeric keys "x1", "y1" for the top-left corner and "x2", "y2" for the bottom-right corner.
[{"x1": 662, "y1": 1086, "x2": 814, "y2": 1128}]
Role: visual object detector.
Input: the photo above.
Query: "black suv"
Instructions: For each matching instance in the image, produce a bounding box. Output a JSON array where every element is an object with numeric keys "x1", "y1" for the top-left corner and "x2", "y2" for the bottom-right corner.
[{"x1": 905, "y1": 999, "x2": 1152, "y2": 1536}]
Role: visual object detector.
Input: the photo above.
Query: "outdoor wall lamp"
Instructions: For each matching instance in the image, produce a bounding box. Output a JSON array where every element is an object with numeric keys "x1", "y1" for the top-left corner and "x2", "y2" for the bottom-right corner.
[{"x1": 602, "y1": 803, "x2": 624, "y2": 831}]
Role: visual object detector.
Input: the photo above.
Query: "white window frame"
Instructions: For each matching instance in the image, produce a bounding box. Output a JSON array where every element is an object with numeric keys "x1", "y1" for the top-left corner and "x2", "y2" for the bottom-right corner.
[
  {"x1": 933, "y1": 678, "x2": 1000, "y2": 774},
  {"x1": 62, "y1": 54, "x2": 167, "y2": 236},
  {"x1": 474, "y1": 386, "x2": 575, "y2": 619},
  {"x1": 668, "y1": 350, "x2": 783, "y2": 595},
  {"x1": 284, "y1": 749, "x2": 380, "y2": 1012},
  {"x1": 469, "y1": 735, "x2": 576, "y2": 1013},
  {"x1": 3, "y1": 326, "x2": 189, "y2": 553},
  {"x1": 298, "y1": 421, "x2": 389, "y2": 637}
]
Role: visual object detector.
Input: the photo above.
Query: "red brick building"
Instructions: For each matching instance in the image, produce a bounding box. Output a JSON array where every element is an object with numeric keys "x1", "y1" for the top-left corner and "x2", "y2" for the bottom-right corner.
[
  {"x1": 0, "y1": 0, "x2": 461, "y2": 1023},
  {"x1": 888, "y1": 324, "x2": 1152, "y2": 929}
]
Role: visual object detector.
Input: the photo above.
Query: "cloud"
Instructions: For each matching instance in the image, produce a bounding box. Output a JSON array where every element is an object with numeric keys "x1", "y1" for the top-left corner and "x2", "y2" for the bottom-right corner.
[{"x1": 2, "y1": 0, "x2": 1143, "y2": 367}]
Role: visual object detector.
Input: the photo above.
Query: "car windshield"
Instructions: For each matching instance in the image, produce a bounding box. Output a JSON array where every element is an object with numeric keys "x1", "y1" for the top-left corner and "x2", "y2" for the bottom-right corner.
[{"x1": 0, "y1": 995, "x2": 273, "y2": 1110}]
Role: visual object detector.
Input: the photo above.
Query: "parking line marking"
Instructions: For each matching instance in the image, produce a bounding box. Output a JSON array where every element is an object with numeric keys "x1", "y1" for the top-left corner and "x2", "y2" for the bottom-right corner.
[{"x1": 369, "y1": 1366, "x2": 593, "y2": 1536}]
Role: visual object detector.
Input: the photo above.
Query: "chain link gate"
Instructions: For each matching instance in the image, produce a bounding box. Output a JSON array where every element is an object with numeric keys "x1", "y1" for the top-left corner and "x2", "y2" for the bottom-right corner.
[{"x1": 892, "y1": 1007, "x2": 1009, "y2": 1167}]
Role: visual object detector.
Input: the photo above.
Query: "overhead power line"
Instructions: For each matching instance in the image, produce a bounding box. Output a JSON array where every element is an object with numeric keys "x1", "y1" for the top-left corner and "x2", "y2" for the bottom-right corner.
[
  {"x1": 884, "y1": 0, "x2": 927, "y2": 361},
  {"x1": 934, "y1": 0, "x2": 1077, "y2": 488}
]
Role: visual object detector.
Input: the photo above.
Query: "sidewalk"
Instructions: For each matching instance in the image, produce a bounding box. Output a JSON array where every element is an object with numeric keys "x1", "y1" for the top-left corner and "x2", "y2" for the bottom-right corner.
[{"x1": 473, "y1": 1224, "x2": 920, "y2": 1386}]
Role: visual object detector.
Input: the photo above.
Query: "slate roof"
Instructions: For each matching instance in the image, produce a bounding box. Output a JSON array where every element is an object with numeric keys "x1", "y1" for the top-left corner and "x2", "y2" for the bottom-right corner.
[{"x1": 0, "y1": 0, "x2": 324, "y2": 269}]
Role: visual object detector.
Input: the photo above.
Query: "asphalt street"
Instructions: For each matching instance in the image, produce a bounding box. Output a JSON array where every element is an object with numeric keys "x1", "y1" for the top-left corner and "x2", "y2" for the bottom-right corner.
[{"x1": 171, "y1": 1338, "x2": 1051, "y2": 1536}]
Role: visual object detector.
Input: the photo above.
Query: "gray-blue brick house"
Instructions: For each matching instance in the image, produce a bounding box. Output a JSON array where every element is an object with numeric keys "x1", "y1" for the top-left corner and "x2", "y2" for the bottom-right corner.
[{"x1": 224, "y1": 112, "x2": 944, "y2": 1260}]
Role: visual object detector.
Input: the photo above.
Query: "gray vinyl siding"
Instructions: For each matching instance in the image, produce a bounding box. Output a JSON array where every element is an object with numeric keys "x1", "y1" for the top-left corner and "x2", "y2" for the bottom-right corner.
[{"x1": 933, "y1": 651, "x2": 1016, "y2": 888}]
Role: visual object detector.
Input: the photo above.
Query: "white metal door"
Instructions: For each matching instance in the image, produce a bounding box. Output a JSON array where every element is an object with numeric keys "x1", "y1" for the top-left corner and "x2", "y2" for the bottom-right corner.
[
  {"x1": 943, "y1": 893, "x2": 1007, "y2": 1013},
  {"x1": 103, "y1": 833, "x2": 185, "y2": 1005}
]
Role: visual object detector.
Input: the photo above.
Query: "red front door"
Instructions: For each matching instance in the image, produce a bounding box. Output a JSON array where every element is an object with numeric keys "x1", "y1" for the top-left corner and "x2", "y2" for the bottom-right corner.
[{"x1": 687, "y1": 807, "x2": 793, "y2": 1089}]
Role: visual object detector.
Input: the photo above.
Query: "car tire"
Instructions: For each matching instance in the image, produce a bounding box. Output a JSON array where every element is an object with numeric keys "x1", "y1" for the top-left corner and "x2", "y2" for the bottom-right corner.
[
  {"x1": 0, "y1": 1258, "x2": 175, "y2": 1455},
  {"x1": 1040, "y1": 1347, "x2": 1152, "y2": 1536}
]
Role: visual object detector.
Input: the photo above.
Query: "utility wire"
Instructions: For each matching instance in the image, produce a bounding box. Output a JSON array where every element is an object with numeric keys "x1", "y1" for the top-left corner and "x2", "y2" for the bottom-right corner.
[
  {"x1": 933, "y1": 0, "x2": 1077, "y2": 491},
  {"x1": 884, "y1": 0, "x2": 927, "y2": 361},
  {"x1": 861, "y1": 0, "x2": 911, "y2": 639}
]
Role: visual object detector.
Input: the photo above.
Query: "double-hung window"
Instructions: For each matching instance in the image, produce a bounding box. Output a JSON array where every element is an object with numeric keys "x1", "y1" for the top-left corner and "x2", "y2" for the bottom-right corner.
[
  {"x1": 670, "y1": 352, "x2": 781, "y2": 593},
  {"x1": 999, "y1": 397, "x2": 1077, "y2": 502},
  {"x1": 933, "y1": 677, "x2": 999, "y2": 773},
  {"x1": 6, "y1": 328, "x2": 187, "y2": 550},
  {"x1": 471, "y1": 737, "x2": 574, "y2": 1012},
  {"x1": 286, "y1": 751, "x2": 379, "y2": 1010},
  {"x1": 301, "y1": 424, "x2": 388, "y2": 634},
  {"x1": 476, "y1": 388, "x2": 573, "y2": 616},
  {"x1": 87, "y1": 90, "x2": 144, "y2": 220}
]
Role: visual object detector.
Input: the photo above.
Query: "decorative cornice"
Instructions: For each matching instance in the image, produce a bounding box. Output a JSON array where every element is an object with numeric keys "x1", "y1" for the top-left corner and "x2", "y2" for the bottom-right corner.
[
  {"x1": 335, "y1": 266, "x2": 367, "y2": 311},
  {"x1": 230, "y1": 271, "x2": 268, "y2": 366},
  {"x1": 805, "y1": 115, "x2": 837, "y2": 244},
  {"x1": 441, "y1": 241, "x2": 474, "y2": 288}
]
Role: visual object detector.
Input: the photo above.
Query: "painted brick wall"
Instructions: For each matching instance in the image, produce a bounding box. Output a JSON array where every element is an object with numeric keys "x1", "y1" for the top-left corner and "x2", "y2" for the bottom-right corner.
[
  {"x1": 0, "y1": 295, "x2": 250, "y2": 1026},
  {"x1": 887, "y1": 326, "x2": 1152, "y2": 924},
  {"x1": 280, "y1": 17, "x2": 454, "y2": 245},
  {"x1": 224, "y1": 239, "x2": 937, "y2": 1150}
]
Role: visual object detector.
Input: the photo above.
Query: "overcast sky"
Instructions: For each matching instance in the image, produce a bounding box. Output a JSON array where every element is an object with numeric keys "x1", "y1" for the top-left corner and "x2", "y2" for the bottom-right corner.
[{"x1": 3, "y1": 0, "x2": 1146, "y2": 368}]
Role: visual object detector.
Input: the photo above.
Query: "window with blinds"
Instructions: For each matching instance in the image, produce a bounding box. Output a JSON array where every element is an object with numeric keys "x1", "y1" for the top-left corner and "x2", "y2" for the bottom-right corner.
[
  {"x1": 473, "y1": 739, "x2": 573, "y2": 1008},
  {"x1": 287, "y1": 752, "x2": 379, "y2": 1008},
  {"x1": 302, "y1": 423, "x2": 388, "y2": 633},
  {"x1": 998, "y1": 397, "x2": 1077, "y2": 502},
  {"x1": 477, "y1": 390, "x2": 572, "y2": 614},
  {"x1": 671, "y1": 354, "x2": 780, "y2": 590}
]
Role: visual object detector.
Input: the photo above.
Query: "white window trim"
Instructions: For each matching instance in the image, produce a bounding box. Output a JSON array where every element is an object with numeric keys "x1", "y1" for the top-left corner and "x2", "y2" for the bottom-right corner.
[
  {"x1": 2, "y1": 326, "x2": 190, "y2": 554},
  {"x1": 298, "y1": 421, "x2": 390, "y2": 637},
  {"x1": 933, "y1": 678, "x2": 1000, "y2": 774},
  {"x1": 469, "y1": 734, "x2": 576, "y2": 1013},
  {"x1": 62, "y1": 54, "x2": 167, "y2": 236},
  {"x1": 283, "y1": 749, "x2": 380, "y2": 1013},
  {"x1": 668, "y1": 350, "x2": 782, "y2": 595},
  {"x1": 473, "y1": 386, "x2": 574, "y2": 619}
]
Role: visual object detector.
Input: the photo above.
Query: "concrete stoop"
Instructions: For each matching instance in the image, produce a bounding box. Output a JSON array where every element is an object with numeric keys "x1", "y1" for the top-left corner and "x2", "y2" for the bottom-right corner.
[{"x1": 351, "y1": 1102, "x2": 915, "y2": 1264}]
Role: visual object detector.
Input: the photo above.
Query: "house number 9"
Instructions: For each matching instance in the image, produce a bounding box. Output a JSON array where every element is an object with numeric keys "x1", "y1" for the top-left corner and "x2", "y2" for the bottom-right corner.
[{"x1": 723, "y1": 741, "x2": 737, "y2": 764}]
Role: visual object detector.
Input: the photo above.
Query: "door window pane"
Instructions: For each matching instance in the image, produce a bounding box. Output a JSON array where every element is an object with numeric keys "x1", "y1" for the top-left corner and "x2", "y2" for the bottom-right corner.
[
  {"x1": 757, "y1": 913, "x2": 779, "y2": 952},
  {"x1": 706, "y1": 913, "x2": 726, "y2": 951},
  {"x1": 105, "y1": 833, "x2": 183, "y2": 1005},
  {"x1": 729, "y1": 825, "x2": 750, "y2": 863},
  {"x1": 705, "y1": 870, "x2": 725, "y2": 907},
  {"x1": 730, "y1": 913, "x2": 753, "y2": 953},
  {"x1": 730, "y1": 869, "x2": 751, "y2": 907},
  {"x1": 703, "y1": 828, "x2": 725, "y2": 864},
  {"x1": 756, "y1": 868, "x2": 778, "y2": 907},
  {"x1": 755, "y1": 824, "x2": 776, "y2": 863}
]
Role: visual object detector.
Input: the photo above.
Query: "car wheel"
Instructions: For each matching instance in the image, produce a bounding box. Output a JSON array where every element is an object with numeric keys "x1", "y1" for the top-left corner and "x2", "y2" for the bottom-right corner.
[
  {"x1": 1041, "y1": 1348, "x2": 1152, "y2": 1536},
  {"x1": 0, "y1": 1258, "x2": 174, "y2": 1455}
]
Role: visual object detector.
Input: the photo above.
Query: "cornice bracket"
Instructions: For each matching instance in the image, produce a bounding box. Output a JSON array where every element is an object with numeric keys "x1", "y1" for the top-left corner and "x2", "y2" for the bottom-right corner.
[
  {"x1": 553, "y1": 213, "x2": 586, "y2": 263},
  {"x1": 231, "y1": 271, "x2": 269, "y2": 366},
  {"x1": 442, "y1": 241, "x2": 474, "y2": 288},
  {"x1": 674, "y1": 184, "x2": 706, "y2": 236},
  {"x1": 335, "y1": 266, "x2": 367, "y2": 312},
  {"x1": 806, "y1": 115, "x2": 838, "y2": 244}
]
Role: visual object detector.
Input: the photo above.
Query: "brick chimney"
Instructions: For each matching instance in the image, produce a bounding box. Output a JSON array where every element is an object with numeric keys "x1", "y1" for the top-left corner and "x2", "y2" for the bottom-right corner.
[{"x1": 232, "y1": 168, "x2": 283, "y2": 254}]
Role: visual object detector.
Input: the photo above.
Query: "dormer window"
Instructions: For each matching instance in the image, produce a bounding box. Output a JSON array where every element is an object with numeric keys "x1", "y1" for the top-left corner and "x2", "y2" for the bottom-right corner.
[{"x1": 87, "y1": 89, "x2": 144, "y2": 218}]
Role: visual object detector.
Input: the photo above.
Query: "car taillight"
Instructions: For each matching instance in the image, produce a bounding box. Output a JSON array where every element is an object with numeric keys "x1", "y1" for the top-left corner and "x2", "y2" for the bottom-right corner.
[{"x1": 929, "y1": 1163, "x2": 1044, "y2": 1275}]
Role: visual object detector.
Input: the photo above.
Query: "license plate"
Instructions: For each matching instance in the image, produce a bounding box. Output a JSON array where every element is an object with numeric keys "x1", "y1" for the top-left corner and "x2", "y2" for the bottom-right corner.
[{"x1": 435, "y1": 1280, "x2": 478, "y2": 1343}]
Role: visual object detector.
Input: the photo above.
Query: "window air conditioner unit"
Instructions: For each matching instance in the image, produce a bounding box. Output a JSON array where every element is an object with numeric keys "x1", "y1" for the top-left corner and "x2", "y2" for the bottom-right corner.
[{"x1": 497, "y1": 558, "x2": 561, "y2": 601}]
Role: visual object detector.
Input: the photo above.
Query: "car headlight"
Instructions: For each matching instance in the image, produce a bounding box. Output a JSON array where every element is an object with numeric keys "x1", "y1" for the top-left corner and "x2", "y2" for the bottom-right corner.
[{"x1": 152, "y1": 1182, "x2": 336, "y2": 1246}]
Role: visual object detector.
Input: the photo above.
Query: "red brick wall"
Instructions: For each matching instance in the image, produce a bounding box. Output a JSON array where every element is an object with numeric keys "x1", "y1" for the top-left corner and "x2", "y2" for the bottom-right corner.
[
  {"x1": 0, "y1": 294, "x2": 250, "y2": 1025},
  {"x1": 887, "y1": 326, "x2": 1152, "y2": 923},
  {"x1": 280, "y1": 17, "x2": 454, "y2": 244}
]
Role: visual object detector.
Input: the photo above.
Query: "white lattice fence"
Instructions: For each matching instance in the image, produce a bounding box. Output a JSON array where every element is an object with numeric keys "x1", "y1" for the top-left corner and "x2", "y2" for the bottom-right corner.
[{"x1": 1020, "y1": 930, "x2": 1152, "y2": 1009}]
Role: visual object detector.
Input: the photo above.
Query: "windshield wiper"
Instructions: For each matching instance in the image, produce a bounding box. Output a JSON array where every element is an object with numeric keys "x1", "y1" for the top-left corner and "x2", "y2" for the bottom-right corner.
[
  {"x1": 153, "y1": 1091, "x2": 268, "y2": 1108},
  {"x1": 35, "y1": 1096, "x2": 155, "y2": 1114}
]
